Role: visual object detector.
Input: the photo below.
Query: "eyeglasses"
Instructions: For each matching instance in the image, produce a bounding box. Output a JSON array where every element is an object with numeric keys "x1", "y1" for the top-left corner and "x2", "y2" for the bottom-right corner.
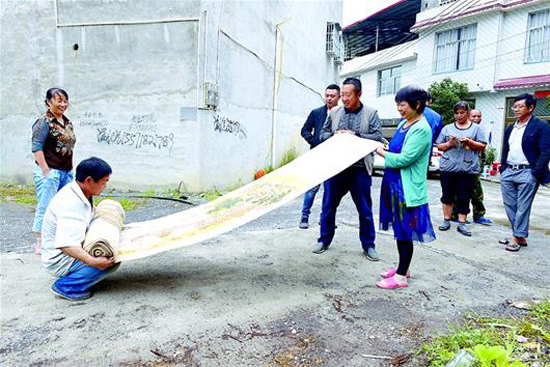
[{"x1": 512, "y1": 104, "x2": 527, "y2": 110}]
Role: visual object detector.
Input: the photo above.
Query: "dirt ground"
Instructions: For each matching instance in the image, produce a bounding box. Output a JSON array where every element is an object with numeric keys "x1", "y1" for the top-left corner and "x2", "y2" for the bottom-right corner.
[{"x1": 1, "y1": 177, "x2": 549, "y2": 366}]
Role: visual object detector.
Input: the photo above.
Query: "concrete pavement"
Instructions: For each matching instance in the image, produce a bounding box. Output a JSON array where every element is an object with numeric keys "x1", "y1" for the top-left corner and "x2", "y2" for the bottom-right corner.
[{"x1": 1, "y1": 177, "x2": 549, "y2": 366}]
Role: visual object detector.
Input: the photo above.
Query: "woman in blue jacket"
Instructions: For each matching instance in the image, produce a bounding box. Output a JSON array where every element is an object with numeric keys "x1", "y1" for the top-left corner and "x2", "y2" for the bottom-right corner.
[{"x1": 375, "y1": 86, "x2": 435, "y2": 289}]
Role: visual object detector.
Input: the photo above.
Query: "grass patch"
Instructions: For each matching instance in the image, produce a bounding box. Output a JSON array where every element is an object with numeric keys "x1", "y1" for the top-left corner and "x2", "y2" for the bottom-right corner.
[
  {"x1": 276, "y1": 146, "x2": 299, "y2": 168},
  {"x1": 163, "y1": 188, "x2": 187, "y2": 200},
  {"x1": 202, "y1": 189, "x2": 222, "y2": 201},
  {"x1": 419, "y1": 300, "x2": 550, "y2": 366},
  {"x1": 141, "y1": 189, "x2": 157, "y2": 197},
  {"x1": 200, "y1": 180, "x2": 245, "y2": 201},
  {"x1": 254, "y1": 146, "x2": 299, "y2": 180},
  {"x1": 0, "y1": 183, "x2": 36, "y2": 204},
  {"x1": 15, "y1": 196, "x2": 38, "y2": 205},
  {"x1": 94, "y1": 197, "x2": 145, "y2": 211}
]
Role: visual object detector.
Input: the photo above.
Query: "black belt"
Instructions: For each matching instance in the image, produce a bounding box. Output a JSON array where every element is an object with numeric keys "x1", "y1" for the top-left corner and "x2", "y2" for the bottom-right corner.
[{"x1": 509, "y1": 164, "x2": 530, "y2": 170}]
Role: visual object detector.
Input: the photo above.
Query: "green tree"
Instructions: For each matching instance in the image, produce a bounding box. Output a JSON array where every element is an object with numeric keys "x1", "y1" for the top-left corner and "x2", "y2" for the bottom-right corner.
[{"x1": 429, "y1": 78, "x2": 470, "y2": 126}]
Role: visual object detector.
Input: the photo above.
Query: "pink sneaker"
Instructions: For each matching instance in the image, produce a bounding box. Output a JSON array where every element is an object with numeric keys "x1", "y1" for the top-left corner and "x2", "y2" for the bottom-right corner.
[
  {"x1": 380, "y1": 268, "x2": 411, "y2": 279},
  {"x1": 376, "y1": 277, "x2": 408, "y2": 289}
]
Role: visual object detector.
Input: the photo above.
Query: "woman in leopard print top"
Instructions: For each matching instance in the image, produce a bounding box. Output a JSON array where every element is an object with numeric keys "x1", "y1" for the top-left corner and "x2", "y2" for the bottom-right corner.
[{"x1": 31, "y1": 87, "x2": 77, "y2": 254}]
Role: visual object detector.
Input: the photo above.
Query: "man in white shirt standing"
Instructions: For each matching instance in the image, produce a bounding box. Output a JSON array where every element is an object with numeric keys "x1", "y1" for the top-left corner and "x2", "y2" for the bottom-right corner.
[
  {"x1": 499, "y1": 93, "x2": 550, "y2": 252},
  {"x1": 42, "y1": 156, "x2": 118, "y2": 300}
]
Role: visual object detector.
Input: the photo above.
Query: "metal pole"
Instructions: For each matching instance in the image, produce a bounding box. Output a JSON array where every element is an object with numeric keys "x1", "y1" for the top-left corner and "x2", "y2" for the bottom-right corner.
[{"x1": 375, "y1": 25, "x2": 379, "y2": 52}]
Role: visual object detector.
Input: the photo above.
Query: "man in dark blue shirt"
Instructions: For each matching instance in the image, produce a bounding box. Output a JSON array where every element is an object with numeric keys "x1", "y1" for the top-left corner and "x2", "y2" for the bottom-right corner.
[
  {"x1": 299, "y1": 84, "x2": 340, "y2": 229},
  {"x1": 424, "y1": 92, "x2": 443, "y2": 150}
]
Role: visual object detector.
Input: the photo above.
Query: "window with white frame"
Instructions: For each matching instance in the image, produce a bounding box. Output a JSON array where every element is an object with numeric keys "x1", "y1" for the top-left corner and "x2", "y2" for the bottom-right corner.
[
  {"x1": 525, "y1": 9, "x2": 550, "y2": 63},
  {"x1": 377, "y1": 65, "x2": 401, "y2": 96},
  {"x1": 434, "y1": 24, "x2": 477, "y2": 73}
]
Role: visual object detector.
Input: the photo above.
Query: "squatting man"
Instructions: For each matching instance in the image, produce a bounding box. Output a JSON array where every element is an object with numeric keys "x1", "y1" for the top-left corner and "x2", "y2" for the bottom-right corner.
[{"x1": 42, "y1": 157, "x2": 119, "y2": 301}]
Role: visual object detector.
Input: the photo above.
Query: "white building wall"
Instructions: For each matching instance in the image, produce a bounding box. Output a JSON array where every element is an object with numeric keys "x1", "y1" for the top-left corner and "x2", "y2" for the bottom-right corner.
[
  {"x1": 0, "y1": 0, "x2": 342, "y2": 191},
  {"x1": 469, "y1": 91, "x2": 506, "y2": 153},
  {"x1": 360, "y1": 58, "x2": 419, "y2": 120},
  {"x1": 413, "y1": 11, "x2": 501, "y2": 93},
  {"x1": 497, "y1": 1, "x2": 550, "y2": 80},
  {"x1": 342, "y1": 0, "x2": 550, "y2": 161}
]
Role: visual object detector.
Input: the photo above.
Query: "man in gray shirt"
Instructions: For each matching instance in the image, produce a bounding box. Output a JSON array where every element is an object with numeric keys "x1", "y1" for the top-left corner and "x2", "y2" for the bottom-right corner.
[{"x1": 313, "y1": 78, "x2": 384, "y2": 261}]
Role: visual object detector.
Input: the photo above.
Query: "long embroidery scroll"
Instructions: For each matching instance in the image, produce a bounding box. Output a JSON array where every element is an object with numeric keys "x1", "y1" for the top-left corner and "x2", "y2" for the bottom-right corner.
[{"x1": 109, "y1": 134, "x2": 381, "y2": 261}]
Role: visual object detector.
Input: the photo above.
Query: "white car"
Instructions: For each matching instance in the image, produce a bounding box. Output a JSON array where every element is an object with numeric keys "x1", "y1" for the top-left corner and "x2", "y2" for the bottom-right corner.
[{"x1": 373, "y1": 146, "x2": 442, "y2": 175}]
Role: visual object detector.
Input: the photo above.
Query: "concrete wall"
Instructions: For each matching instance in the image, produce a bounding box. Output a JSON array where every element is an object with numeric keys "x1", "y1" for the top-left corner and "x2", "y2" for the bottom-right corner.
[
  {"x1": 195, "y1": 0, "x2": 342, "y2": 190},
  {"x1": 1, "y1": 0, "x2": 201, "y2": 189},
  {"x1": 0, "y1": 0, "x2": 342, "y2": 191}
]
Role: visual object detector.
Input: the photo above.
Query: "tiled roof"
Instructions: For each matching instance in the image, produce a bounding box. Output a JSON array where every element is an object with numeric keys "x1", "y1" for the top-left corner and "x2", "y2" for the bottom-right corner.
[
  {"x1": 412, "y1": 0, "x2": 537, "y2": 32},
  {"x1": 493, "y1": 74, "x2": 550, "y2": 90}
]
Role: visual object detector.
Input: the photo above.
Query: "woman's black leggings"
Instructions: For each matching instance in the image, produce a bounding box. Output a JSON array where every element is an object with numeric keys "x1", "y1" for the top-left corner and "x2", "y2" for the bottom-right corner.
[{"x1": 397, "y1": 240, "x2": 414, "y2": 276}]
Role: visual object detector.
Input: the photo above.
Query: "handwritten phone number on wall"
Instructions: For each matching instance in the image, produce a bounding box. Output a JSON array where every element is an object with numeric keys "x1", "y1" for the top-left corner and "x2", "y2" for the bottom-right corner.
[{"x1": 96, "y1": 128, "x2": 174, "y2": 150}]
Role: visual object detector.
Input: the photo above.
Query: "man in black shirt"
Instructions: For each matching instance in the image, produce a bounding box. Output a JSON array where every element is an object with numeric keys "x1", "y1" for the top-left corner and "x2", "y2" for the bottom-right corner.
[{"x1": 299, "y1": 84, "x2": 340, "y2": 229}]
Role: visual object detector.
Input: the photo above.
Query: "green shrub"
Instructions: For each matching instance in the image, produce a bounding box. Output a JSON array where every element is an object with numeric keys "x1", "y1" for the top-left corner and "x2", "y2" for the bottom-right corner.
[{"x1": 429, "y1": 78, "x2": 470, "y2": 126}]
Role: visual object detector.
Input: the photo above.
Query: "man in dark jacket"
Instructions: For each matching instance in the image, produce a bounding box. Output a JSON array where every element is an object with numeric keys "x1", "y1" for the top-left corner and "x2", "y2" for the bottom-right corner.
[
  {"x1": 299, "y1": 84, "x2": 340, "y2": 229},
  {"x1": 500, "y1": 93, "x2": 550, "y2": 252}
]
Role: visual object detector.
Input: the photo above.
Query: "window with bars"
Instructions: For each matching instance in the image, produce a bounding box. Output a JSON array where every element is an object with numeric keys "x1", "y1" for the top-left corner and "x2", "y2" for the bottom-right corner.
[
  {"x1": 377, "y1": 65, "x2": 402, "y2": 97},
  {"x1": 434, "y1": 24, "x2": 477, "y2": 74},
  {"x1": 525, "y1": 9, "x2": 550, "y2": 63}
]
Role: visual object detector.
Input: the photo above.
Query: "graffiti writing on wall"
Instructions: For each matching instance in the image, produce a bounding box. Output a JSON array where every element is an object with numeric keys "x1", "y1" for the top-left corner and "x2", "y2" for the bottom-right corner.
[
  {"x1": 129, "y1": 114, "x2": 157, "y2": 133},
  {"x1": 79, "y1": 111, "x2": 108, "y2": 127},
  {"x1": 96, "y1": 128, "x2": 174, "y2": 151},
  {"x1": 213, "y1": 115, "x2": 247, "y2": 140}
]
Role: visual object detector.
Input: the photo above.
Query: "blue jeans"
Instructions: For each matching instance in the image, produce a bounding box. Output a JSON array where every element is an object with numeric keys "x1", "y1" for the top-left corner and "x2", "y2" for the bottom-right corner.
[
  {"x1": 54, "y1": 260, "x2": 120, "y2": 297},
  {"x1": 301, "y1": 184, "x2": 321, "y2": 218},
  {"x1": 318, "y1": 167, "x2": 375, "y2": 251},
  {"x1": 33, "y1": 165, "x2": 73, "y2": 233}
]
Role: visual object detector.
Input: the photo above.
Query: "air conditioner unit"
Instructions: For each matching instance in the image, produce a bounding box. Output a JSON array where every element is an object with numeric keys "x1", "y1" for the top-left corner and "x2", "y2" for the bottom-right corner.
[{"x1": 326, "y1": 22, "x2": 344, "y2": 64}]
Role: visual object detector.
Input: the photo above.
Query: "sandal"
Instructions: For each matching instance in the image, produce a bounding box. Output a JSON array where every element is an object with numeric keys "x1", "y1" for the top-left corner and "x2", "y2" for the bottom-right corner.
[
  {"x1": 505, "y1": 242, "x2": 520, "y2": 252},
  {"x1": 380, "y1": 268, "x2": 411, "y2": 279},
  {"x1": 499, "y1": 238, "x2": 509, "y2": 245},
  {"x1": 376, "y1": 277, "x2": 408, "y2": 289}
]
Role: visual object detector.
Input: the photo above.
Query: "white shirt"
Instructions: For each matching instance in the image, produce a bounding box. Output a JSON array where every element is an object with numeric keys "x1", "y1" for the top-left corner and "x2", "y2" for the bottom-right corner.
[
  {"x1": 41, "y1": 181, "x2": 93, "y2": 277},
  {"x1": 507, "y1": 118, "x2": 530, "y2": 166}
]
